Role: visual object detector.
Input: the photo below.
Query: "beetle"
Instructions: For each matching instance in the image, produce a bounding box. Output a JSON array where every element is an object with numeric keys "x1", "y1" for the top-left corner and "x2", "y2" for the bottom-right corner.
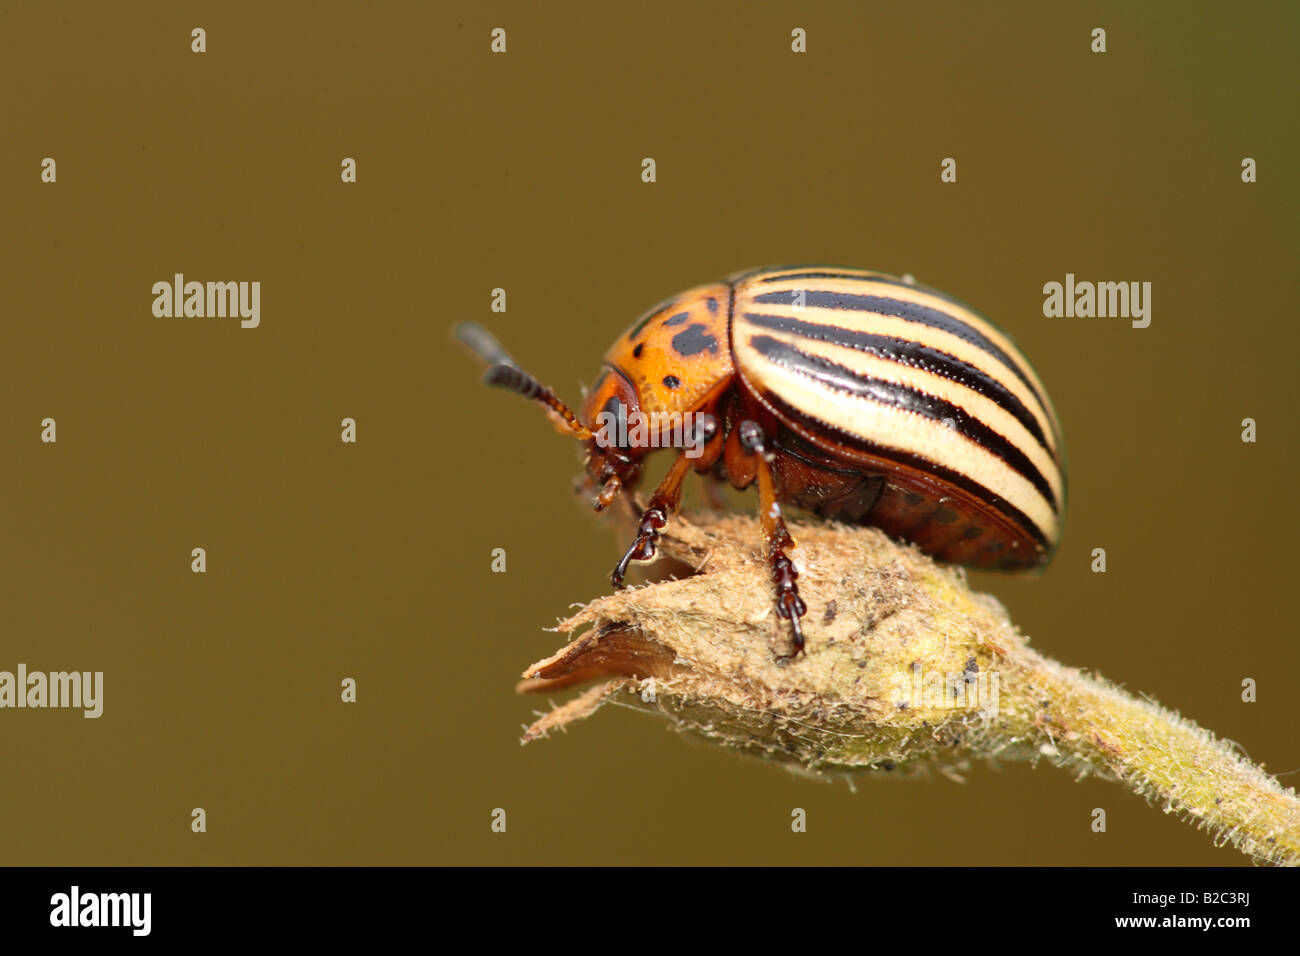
[{"x1": 456, "y1": 265, "x2": 1066, "y2": 659}]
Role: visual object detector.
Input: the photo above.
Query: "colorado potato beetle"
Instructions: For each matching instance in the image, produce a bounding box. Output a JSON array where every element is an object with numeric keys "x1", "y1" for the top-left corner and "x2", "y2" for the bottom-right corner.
[{"x1": 456, "y1": 265, "x2": 1065, "y2": 659}]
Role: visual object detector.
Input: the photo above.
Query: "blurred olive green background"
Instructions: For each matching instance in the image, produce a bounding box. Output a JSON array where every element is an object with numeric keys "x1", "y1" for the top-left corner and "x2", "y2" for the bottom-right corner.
[{"x1": 2, "y1": 1, "x2": 1295, "y2": 865}]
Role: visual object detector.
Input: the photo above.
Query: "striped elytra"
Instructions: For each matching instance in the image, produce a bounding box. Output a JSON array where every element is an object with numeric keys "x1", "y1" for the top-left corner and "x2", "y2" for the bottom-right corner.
[
  {"x1": 457, "y1": 264, "x2": 1065, "y2": 658},
  {"x1": 726, "y1": 266, "x2": 1065, "y2": 569}
]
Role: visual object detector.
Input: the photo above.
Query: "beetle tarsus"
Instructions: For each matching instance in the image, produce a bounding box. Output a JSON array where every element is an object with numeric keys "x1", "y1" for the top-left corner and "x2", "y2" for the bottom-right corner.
[
  {"x1": 609, "y1": 453, "x2": 692, "y2": 588},
  {"x1": 772, "y1": 555, "x2": 807, "y2": 658},
  {"x1": 611, "y1": 506, "x2": 667, "y2": 588}
]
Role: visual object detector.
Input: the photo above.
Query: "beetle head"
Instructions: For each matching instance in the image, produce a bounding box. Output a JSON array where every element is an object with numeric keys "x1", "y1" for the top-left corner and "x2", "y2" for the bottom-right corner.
[{"x1": 577, "y1": 365, "x2": 647, "y2": 508}]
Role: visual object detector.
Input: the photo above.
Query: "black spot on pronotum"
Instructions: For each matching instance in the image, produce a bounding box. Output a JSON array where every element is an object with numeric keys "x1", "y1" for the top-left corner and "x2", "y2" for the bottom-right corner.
[
  {"x1": 664, "y1": 311, "x2": 691, "y2": 326},
  {"x1": 706, "y1": 297, "x2": 719, "y2": 314},
  {"x1": 671, "y1": 324, "x2": 719, "y2": 356},
  {"x1": 662, "y1": 375, "x2": 682, "y2": 389},
  {"x1": 632, "y1": 343, "x2": 645, "y2": 359}
]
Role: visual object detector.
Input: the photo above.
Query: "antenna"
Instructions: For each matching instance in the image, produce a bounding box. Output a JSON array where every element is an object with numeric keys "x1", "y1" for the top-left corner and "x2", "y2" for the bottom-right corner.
[{"x1": 454, "y1": 322, "x2": 593, "y2": 440}]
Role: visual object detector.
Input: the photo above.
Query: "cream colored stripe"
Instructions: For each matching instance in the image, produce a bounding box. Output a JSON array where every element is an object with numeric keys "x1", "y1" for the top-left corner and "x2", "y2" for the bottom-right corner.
[
  {"x1": 741, "y1": 276, "x2": 1062, "y2": 434},
  {"x1": 734, "y1": 301, "x2": 1060, "y2": 456},
  {"x1": 734, "y1": 333, "x2": 1059, "y2": 544},
  {"x1": 774, "y1": 333, "x2": 1064, "y2": 506},
  {"x1": 745, "y1": 276, "x2": 1029, "y2": 372}
]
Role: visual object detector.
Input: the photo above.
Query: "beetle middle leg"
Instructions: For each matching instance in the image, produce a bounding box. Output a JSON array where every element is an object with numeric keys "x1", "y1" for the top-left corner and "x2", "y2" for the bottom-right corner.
[{"x1": 737, "y1": 419, "x2": 808, "y2": 659}]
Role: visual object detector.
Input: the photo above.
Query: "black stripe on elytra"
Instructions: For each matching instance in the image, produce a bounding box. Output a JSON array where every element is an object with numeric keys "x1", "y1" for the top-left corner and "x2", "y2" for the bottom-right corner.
[
  {"x1": 748, "y1": 335, "x2": 1059, "y2": 512},
  {"x1": 672, "y1": 324, "x2": 719, "y2": 356},
  {"x1": 759, "y1": 389, "x2": 1051, "y2": 547},
  {"x1": 743, "y1": 311, "x2": 1054, "y2": 457},
  {"x1": 751, "y1": 289, "x2": 1046, "y2": 409}
]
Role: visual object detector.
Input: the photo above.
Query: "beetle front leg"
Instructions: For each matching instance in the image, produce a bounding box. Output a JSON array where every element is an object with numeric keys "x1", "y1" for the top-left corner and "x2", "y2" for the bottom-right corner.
[
  {"x1": 737, "y1": 420, "x2": 808, "y2": 659},
  {"x1": 610, "y1": 451, "x2": 693, "y2": 589}
]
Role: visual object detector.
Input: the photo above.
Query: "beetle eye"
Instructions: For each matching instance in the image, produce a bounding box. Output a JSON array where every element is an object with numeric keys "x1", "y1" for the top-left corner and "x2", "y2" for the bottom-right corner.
[{"x1": 600, "y1": 396, "x2": 629, "y2": 447}]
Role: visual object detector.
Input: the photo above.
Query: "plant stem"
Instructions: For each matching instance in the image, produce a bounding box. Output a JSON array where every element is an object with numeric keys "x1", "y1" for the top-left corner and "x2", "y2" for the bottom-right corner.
[{"x1": 518, "y1": 512, "x2": 1300, "y2": 865}]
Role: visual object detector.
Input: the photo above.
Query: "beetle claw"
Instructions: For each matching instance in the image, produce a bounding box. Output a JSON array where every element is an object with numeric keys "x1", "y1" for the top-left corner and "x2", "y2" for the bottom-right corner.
[
  {"x1": 777, "y1": 592, "x2": 807, "y2": 658},
  {"x1": 611, "y1": 506, "x2": 667, "y2": 588}
]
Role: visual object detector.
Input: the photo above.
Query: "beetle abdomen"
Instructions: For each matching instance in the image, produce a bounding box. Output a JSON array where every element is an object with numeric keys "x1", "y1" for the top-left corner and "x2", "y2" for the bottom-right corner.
[{"x1": 730, "y1": 266, "x2": 1066, "y2": 569}]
